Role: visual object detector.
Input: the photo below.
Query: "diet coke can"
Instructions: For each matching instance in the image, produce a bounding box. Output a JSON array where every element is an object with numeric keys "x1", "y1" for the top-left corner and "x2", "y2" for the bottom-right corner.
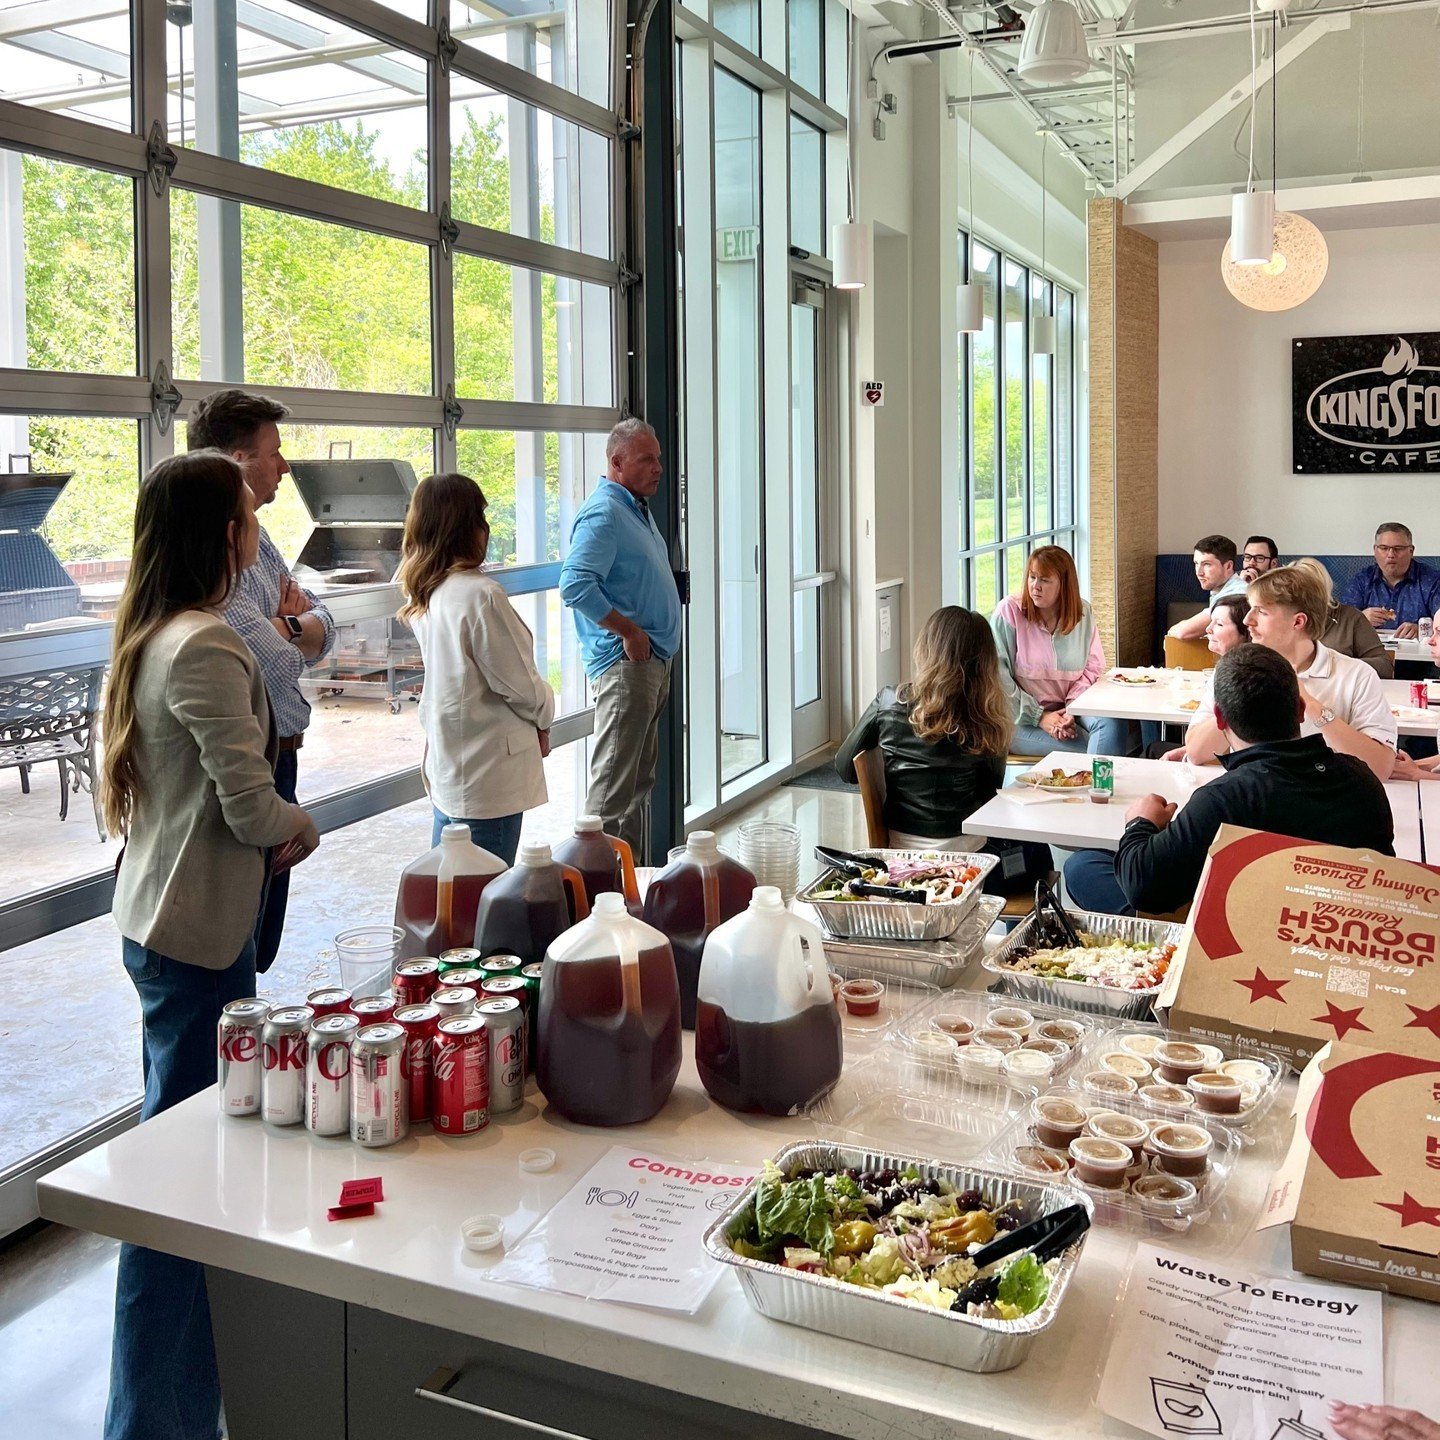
[
  {"x1": 1411, "y1": 681, "x2": 1429, "y2": 708},
  {"x1": 349, "y1": 994, "x2": 396, "y2": 1026},
  {"x1": 395, "y1": 1002, "x2": 440, "y2": 1123},
  {"x1": 433, "y1": 1015, "x2": 490, "y2": 1133},
  {"x1": 438, "y1": 946, "x2": 483, "y2": 975},
  {"x1": 261, "y1": 1006, "x2": 312, "y2": 1126},
  {"x1": 217, "y1": 998, "x2": 268, "y2": 1115},
  {"x1": 436, "y1": 966, "x2": 484, "y2": 992},
  {"x1": 476, "y1": 997, "x2": 525, "y2": 1114},
  {"x1": 306, "y1": 1013, "x2": 358, "y2": 1136},
  {"x1": 351, "y1": 1022, "x2": 409, "y2": 1147},
  {"x1": 433, "y1": 985, "x2": 477, "y2": 1018},
  {"x1": 306, "y1": 987, "x2": 352, "y2": 1017},
  {"x1": 1420, "y1": 616, "x2": 1434, "y2": 642},
  {"x1": 481, "y1": 975, "x2": 528, "y2": 1007},
  {"x1": 393, "y1": 958, "x2": 440, "y2": 1009}
]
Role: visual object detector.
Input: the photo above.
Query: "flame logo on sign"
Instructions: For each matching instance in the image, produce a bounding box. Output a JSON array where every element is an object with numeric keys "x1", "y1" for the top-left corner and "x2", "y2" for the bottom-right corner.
[
  {"x1": 1380, "y1": 337, "x2": 1419, "y2": 376},
  {"x1": 1306, "y1": 335, "x2": 1440, "y2": 450}
]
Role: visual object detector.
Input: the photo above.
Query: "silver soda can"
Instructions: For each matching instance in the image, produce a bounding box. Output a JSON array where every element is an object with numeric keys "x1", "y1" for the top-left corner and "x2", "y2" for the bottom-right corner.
[
  {"x1": 217, "y1": 998, "x2": 269, "y2": 1115},
  {"x1": 261, "y1": 1006, "x2": 313, "y2": 1126},
  {"x1": 351, "y1": 1022, "x2": 409, "y2": 1147},
  {"x1": 1420, "y1": 616, "x2": 1434, "y2": 641},
  {"x1": 476, "y1": 996, "x2": 526, "y2": 1114},
  {"x1": 435, "y1": 966, "x2": 484, "y2": 992},
  {"x1": 433, "y1": 985, "x2": 477, "y2": 1018},
  {"x1": 306, "y1": 1013, "x2": 359, "y2": 1136}
]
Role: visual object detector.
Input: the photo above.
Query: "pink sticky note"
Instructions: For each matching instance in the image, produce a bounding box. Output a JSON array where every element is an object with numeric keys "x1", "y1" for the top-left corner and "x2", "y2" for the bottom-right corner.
[{"x1": 340, "y1": 1177, "x2": 384, "y2": 1206}]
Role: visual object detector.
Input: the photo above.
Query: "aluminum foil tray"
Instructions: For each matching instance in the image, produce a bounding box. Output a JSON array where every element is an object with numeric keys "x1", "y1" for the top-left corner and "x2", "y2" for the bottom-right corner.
[
  {"x1": 702, "y1": 1138, "x2": 1092, "y2": 1373},
  {"x1": 796, "y1": 849, "x2": 1001, "y2": 943},
  {"x1": 815, "y1": 893, "x2": 1004, "y2": 989},
  {"x1": 982, "y1": 909, "x2": 1183, "y2": 1021}
]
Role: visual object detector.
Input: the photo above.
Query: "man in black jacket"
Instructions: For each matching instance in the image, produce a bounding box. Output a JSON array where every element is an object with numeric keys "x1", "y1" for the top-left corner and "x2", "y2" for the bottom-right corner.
[{"x1": 1063, "y1": 646, "x2": 1394, "y2": 916}]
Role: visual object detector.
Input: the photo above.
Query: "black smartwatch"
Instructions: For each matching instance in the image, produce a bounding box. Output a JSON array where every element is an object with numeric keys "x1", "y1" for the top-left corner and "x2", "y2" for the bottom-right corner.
[{"x1": 283, "y1": 615, "x2": 304, "y2": 641}]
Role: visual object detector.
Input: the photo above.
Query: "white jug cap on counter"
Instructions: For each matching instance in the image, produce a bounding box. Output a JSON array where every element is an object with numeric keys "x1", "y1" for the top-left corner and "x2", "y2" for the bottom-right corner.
[
  {"x1": 518, "y1": 1147, "x2": 556, "y2": 1174},
  {"x1": 460, "y1": 1214, "x2": 504, "y2": 1252},
  {"x1": 518, "y1": 842, "x2": 553, "y2": 866}
]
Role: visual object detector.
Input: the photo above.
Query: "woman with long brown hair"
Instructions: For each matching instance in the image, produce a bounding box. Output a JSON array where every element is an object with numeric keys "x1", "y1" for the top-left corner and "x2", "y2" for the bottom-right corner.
[
  {"x1": 102, "y1": 450, "x2": 317, "y2": 1440},
  {"x1": 397, "y1": 472, "x2": 554, "y2": 863}
]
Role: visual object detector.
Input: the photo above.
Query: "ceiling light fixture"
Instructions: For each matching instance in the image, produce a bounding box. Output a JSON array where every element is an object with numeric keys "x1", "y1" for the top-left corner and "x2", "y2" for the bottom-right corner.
[
  {"x1": 832, "y1": 8, "x2": 869, "y2": 290},
  {"x1": 957, "y1": 46, "x2": 983, "y2": 333},
  {"x1": 1018, "y1": 0, "x2": 1091, "y2": 85}
]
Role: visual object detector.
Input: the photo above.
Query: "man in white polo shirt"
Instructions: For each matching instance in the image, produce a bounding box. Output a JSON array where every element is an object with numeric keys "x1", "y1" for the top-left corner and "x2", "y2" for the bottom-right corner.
[{"x1": 1183, "y1": 563, "x2": 1396, "y2": 782}]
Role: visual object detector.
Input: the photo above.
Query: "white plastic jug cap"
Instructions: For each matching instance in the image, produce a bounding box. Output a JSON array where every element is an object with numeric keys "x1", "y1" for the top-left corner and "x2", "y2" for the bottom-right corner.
[
  {"x1": 686, "y1": 830, "x2": 718, "y2": 854},
  {"x1": 460, "y1": 1214, "x2": 504, "y2": 1252},
  {"x1": 441, "y1": 823, "x2": 472, "y2": 843},
  {"x1": 592, "y1": 892, "x2": 627, "y2": 917},
  {"x1": 518, "y1": 1147, "x2": 556, "y2": 1174},
  {"x1": 750, "y1": 886, "x2": 785, "y2": 911},
  {"x1": 518, "y1": 842, "x2": 552, "y2": 866},
  {"x1": 574, "y1": 815, "x2": 604, "y2": 833}
]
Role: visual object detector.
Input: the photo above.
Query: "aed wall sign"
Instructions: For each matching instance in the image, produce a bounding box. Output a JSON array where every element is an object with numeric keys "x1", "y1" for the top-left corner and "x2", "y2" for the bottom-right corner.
[{"x1": 1294, "y1": 332, "x2": 1440, "y2": 473}]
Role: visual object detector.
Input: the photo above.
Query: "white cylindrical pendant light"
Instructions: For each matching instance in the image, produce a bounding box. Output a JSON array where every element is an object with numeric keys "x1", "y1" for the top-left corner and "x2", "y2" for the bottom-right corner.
[
  {"x1": 1032, "y1": 314, "x2": 1056, "y2": 355},
  {"x1": 833, "y1": 220, "x2": 871, "y2": 291},
  {"x1": 956, "y1": 281, "x2": 983, "y2": 334},
  {"x1": 1018, "y1": 1, "x2": 1091, "y2": 84},
  {"x1": 1220, "y1": 211, "x2": 1328, "y2": 310},
  {"x1": 1230, "y1": 189, "x2": 1275, "y2": 265}
]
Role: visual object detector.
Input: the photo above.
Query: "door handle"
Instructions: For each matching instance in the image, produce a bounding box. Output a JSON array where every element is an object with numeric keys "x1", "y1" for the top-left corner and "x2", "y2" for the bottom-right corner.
[{"x1": 414, "y1": 1366, "x2": 596, "y2": 1439}]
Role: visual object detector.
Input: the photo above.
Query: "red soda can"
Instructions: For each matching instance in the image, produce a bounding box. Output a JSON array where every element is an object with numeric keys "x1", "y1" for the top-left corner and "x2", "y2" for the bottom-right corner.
[
  {"x1": 433, "y1": 985, "x2": 477, "y2": 1018},
  {"x1": 393, "y1": 958, "x2": 440, "y2": 1009},
  {"x1": 476, "y1": 996, "x2": 525, "y2": 1114},
  {"x1": 395, "y1": 1001, "x2": 440, "y2": 1123},
  {"x1": 437, "y1": 966, "x2": 484, "y2": 992},
  {"x1": 1411, "y1": 681, "x2": 1428, "y2": 708},
  {"x1": 306, "y1": 1013, "x2": 358, "y2": 1136},
  {"x1": 217, "y1": 997, "x2": 268, "y2": 1115},
  {"x1": 351, "y1": 1022, "x2": 409, "y2": 1147},
  {"x1": 481, "y1": 975, "x2": 528, "y2": 1006},
  {"x1": 306, "y1": 987, "x2": 352, "y2": 1017},
  {"x1": 350, "y1": 994, "x2": 396, "y2": 1025},
  {"x1": 433, "y1": 1015, "x2": 490, "y2": 1134},
  {"x1": 261, "y1": 1006, "x2": 312, "y2": 1126}
]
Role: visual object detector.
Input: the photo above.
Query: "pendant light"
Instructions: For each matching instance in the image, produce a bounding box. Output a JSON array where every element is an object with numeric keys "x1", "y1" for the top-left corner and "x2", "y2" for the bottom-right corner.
[
  {"x1": 1018, "y1": 1, "x2": 1091, "y2": 85},
  {"x1": 1032, "y1": 133, "x2": 1055, "y2": 354},
  {"x1": 956, "y1": 46, "x2": 983, "y2": 334},
  {"x1": 832, "y1": 8, "x2": 869, "y2": 290},
  {"x1": 1229, "y1": 0, "x2": 1274, "y2": 264}
]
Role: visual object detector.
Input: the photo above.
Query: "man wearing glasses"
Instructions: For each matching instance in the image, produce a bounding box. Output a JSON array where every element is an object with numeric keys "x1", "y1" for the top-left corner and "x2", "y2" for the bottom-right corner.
[
  {"x1": 1341, "y1": 523, "x2": 1440, "y2": 640},
  {"x1": 1240, "y1": 535, "x2": 1280, "y2": 584}
]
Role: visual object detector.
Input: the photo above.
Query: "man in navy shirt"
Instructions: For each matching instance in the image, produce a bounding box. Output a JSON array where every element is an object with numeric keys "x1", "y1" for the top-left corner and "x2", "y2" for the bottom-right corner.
[
  {"x1": 1340, "y1": 522, "x2": 1440, "y2": 640},
  {"x1": 560, "y1": 419, "x2": 682, "y2": 861}
]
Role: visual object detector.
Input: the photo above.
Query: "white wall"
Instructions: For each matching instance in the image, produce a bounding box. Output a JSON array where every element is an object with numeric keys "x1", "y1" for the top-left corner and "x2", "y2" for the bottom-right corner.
[{"x1": 1157, "y1": 221, "x2": 1440, "y2": 554}]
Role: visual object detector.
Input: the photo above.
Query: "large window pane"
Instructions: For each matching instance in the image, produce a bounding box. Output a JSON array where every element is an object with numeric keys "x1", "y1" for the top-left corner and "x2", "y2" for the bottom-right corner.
[
  {"x1": 4, "y1": 153, "x2": 136, "y2": 376},
  {"x1": 166, "y1": 1, "x2": 428, "y2": 207},
  {"x1": 714, "y1": 0, "x2": 759, "y2": 51},
  {"x1": 824, "y1": 0, "x2": 847, "y2": 110},
  {"x1": 714, "y1": 69, "x2": 764, "y2": 784},
  {"x1": 1056, "y1": 287, "x2": 1076, "y2": 530},
  {"x1": 791, "y1": 303, "x2": 820, "y2": 708},
  {"x1": 789, "y1": 114, "x2": 823, "y2": 256},
  {"x1": 973, "y1": 550, "x2": 999, "y2": 618},
  {"x1": 1005, "y1": 543, "x2": 1026, "y2": 601},
  {"x1": 0, "y1": 1, "x2": 132, "y2": 130},
  {"x1": 453, "y1": 1, "x2": 612, "y2": 107},
  {"x1": 453, "y1": 257, "x2": 614, "y2": 407},
  {"x1": 788, "y1": 0, "x2": 820, "y2": 95},
  {"x1": 1003, "y1": 258, "x2": 1026, "y2": 542},
  {"x1": 794, "y1": 590, "x2": 819, "y2": 707},
  {"x1": 1031, "y1": 275, "x2": 1052, "y2": 535},
  {"x1": 970, "y1": 242, "x2": 998, "y2": 551},
  {"x1": 170, "y1": 191, "x2": 432, "y2": 392}
]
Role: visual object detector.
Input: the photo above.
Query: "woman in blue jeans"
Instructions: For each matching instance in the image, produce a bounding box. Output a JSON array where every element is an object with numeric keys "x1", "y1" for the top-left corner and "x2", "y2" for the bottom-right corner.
[{"x1": 101, "y1": 452, "x2": 319, "y2": 1440}]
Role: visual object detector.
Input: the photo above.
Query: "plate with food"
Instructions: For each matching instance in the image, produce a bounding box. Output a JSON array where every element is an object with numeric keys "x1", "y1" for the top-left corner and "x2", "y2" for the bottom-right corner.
[
  {"x1": 1018, "y1": 767, "x2": 1092, "y2": 792},
  {"x1": 1109, "y1": 670, "x2": 1159, "y2": 685}
]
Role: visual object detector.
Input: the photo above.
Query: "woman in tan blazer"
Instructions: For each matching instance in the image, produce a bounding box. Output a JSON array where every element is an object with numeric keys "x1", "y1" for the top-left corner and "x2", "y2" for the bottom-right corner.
[{"x1": 100, "y1": 451, "x2": 317, "y2": 1440}]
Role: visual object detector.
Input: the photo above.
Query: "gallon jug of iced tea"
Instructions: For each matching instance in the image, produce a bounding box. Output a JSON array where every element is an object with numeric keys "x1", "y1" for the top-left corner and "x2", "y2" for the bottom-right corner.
[
  {"x1": 552, "y1": 815, "x2": 641, "y2": 911},
  {"x1": 394, "y1": 824, "x2": 507, "y2": 959},
  {"x1": 473, "y1": 842, "x2": 588, "y2": 968},
  {"x1": 695, "y1": 887, "x2": 842, "y2": 1116},
  {"x1": 537, "y1": 893, "x2": 682, "y2": 1126},
  {"x1": 642, "y1": 831, "x2": 755, "y2": 1030}
]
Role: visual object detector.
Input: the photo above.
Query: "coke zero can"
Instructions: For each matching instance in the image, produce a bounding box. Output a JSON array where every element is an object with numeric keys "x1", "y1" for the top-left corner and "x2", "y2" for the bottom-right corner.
[
  {"x1": 433, "y1": 1015, "x2": 490, "y2": 1134},
  {"x1": 433, "y1": 985, "x2": 477, "y2": 1018},
  {"x1": 393, "y1": 958, "x2": 440, "y2": 1009},
  {"x1": 476, "y1": 997, "x2": 525, "y2": 1114},
  {"x1": 436, "y1": 966, "x2": 484, "y2": 992},
  {"x1": 306, "y1": 1013, "x2": 358, "y2": 1136},
  {"x1": 217, "y1": 997, "x2": 268, "y2": 1115},
  {"x1": 438, "y1": 946, "x2": 482, "y2": 975},
  {"x1": 395, "y1": 1001, "x2": 440, "y2": 1123},
  {"x1": 306, "y1": 987, "x2": 352, "y2": 1017},
  {"x1": 481, "y1": 975, "x2": 528, "y2": 1007},
  {"x1": 350, "y1": 994, "x2": 396, "y2": 1026},
  {"x1": 261, "y1": 1006, "x2": 312, "y2": 1126},
  {"x1": 351, "y1": 1022, "x2": 409, "y2": 1147}
]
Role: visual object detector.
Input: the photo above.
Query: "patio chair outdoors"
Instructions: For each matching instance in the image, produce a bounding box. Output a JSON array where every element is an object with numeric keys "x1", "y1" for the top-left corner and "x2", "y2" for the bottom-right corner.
[{"x1": 0, "y1": 665, "x2": 106, "y2": 840}]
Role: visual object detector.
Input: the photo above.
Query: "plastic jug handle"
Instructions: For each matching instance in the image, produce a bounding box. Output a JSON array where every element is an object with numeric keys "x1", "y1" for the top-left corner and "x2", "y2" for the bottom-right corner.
[
  {"x1": 609, "y1": 836, "x2": 641, "y2": 905},
  {"x1": 560, "y1": 865, "x2": 590, "y2": 922},
  {"x1": 794, "y1": 927, "x2": 821, "y2": 996},
  {"x1": 617, "y1": 907, "x2": 642, "y2": 1020}
]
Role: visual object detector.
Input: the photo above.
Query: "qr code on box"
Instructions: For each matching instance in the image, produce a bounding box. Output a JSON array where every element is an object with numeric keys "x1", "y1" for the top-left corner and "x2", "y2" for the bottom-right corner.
[{"x1": 1326, "y1": 966, "x2": 1369, "y2": 998}]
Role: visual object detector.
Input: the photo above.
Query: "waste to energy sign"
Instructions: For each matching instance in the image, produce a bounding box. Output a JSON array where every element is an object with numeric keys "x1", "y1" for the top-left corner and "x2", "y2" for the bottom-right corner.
[{"x1": 1294, "y1": 332, "x2": 1440, "y2": 473}]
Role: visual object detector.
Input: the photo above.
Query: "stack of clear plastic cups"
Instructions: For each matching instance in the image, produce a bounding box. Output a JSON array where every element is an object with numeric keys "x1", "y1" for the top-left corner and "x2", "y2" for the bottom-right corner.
[
  {"x1": 736, "y1": 820, "x2": 802, "y2": 905},
  {"x1": 334, "y1": 924, "x2": 404, "y2": 999}
]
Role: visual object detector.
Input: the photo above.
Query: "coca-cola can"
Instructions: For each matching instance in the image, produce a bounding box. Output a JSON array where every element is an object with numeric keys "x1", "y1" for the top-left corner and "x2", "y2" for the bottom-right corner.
[
  {"x1": 306, "y1": 1013, "x2": 358, "y2": 1136},
  {"x1": 481, "y1": 975, "x2": 528, "y2": 1007},
  {"x1": 393, "y1": 959, "x2": 440, "y2": 1009},
  {"x1": 476, "y1": 997, "x2": 525, "y2": 1114},
  {"x1": 436, "y1": 966, "x2": 484, "y2": 991},
  {"x1": 1411, "y1": 681, "x2": 1429, "y2": 708},
  {"x1": 433, "y1": 1015, "x2": 490, "y2": 1134},
  {"x1": 217, "y1": 998, "x2": 268, "y2": 1115},
  {"x1": 433, "y1": 985, "x2": 477, "y2": 1018},
  {"x1": 349, "y1": 994, "x2": 396, "y2": 1026},
  {"x1": 261, "y1": 1006, "x2": 313, "y2": 1126},
  {"x1": 306, "y1": 987, "x2": 352, "y2": 1017},
  {"x1": 438, "y1": 947, "x2": 483, "y2": 975},
  {"x1": 395, "y1": 1002, "x2": 440, "y2": 1123},
  {"x1": 351, "y1": 1022, "x2": 409, "y2": 1147}
]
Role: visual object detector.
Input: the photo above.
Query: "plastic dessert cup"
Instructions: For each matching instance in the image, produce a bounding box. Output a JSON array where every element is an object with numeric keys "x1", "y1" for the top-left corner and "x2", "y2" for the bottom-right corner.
[
  {"x1": 1081, "y1": 1070, "x2": 1138, "y2": 1101},
  {"x1": 1194, "y1": 1044, "x2": 1225, "y2": 1070},
  {"x1": 1013, "y1": 1145, "x2": 1070, "y2": 1180},
  {"x1": 1219, "y1": 1057, "x2": 1272, "y2": 1088},
  {"x1": 840, "y1": 978, "x2": 885, "y2": 1017},
  {"x1": 909, "y1": 1030, "x2": 960, "y2": 1067},
  {"x1": 985, "y1": 1006, "x2": 1035, "y2": 1038},
  {"x1": 1084, "y1": 1110, "x2": 1150, "y2": 1158},
  {"x1": 1149, "y1": 1122, "x2": 1214, "y2": 1179},
  {"x1": 1068, "y1": 1135, "x2": 1132, "y2": 1189},
  {"x1": 1132, "y1": 1173, "x2": 1199, "y2": 1217},
  {"x1": 1020, "y1": 1037, "x2": 1070, "y2": 1059},
  {"x1": 960, "y1": 1044, "x2": 1004, "y2": 1076},
  {"x1": 1002, "y1": 1048, "x2": 1056, "y2": 1084},
  {"x1": 972, "y1": 1026, "x2": 1022, "y2": 1053},
  {"x1": 1153, "y1": 1040, "x2": 1208, "y2": 1085},
  {"x1": 1036, "y1": 1019, "x2": 1086, "y2": 1047},
  {"x1": 827, "y1": 970, "x2": 844, "y2": 1006},
  {"x1": 1188, "y1": 1072, "x2": 1243, "y2": 1115},
  {"x1": 1139, "y1": 1083, "x2": 1195, "y2": 1113},
  {"x1": 1031, "y1": 1095, "x2": 1088, "y2": 1150},
  {"x1": 1101, "y1": 1052, "x2": 1153, "y2": 1082},
  {"x1": 1119, "y1": 1032, "x2": 1163, "y2": 1061},
  {"x1": 933, "y1": 1014, "x2": 975, "y2": 1045}
]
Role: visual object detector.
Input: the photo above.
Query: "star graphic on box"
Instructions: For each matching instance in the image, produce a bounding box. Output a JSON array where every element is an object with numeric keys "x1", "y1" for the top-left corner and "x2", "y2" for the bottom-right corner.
[
  {"x1": 1312, "y1": 1003, "x2": 1372, "y2": 1041},
  {"x1": 1376, "y1": 1193, "x2": 1440, "y2": 1228},
  {"x1": 1404, "y1": 1003, "x2": 1440, "y2": 1043},
  {"x1": 1235, "y1": 968, "x2": 1289, "y2": 1005}
]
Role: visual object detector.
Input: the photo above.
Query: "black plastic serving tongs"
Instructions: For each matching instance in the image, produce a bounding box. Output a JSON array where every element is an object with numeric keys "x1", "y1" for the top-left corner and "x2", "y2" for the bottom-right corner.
[
  {"x1": 969, "y1": 1203, "x2": 1091, "y2": 1271},
  {"x1": 813, "y1": 843, "x2": 881, "y2": 877},
  {"x1": 811, "y1": 845, "x2": 930, "y2": 904},
  {"x1": 1032, "y1": 875, "x2": 1084, "y2": 948}
]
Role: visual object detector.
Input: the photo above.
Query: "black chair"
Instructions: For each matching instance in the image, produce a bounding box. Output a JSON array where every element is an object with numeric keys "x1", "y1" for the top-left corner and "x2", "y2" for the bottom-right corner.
[{"x1": 0, "y1": 665, "x2": 106, "y2": 839}]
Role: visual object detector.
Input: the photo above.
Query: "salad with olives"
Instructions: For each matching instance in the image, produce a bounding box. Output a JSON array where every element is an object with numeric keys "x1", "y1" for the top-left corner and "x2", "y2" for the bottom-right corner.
[{"x1": 727, "y1": 1162, "x2": 1058, "y2": 1321}]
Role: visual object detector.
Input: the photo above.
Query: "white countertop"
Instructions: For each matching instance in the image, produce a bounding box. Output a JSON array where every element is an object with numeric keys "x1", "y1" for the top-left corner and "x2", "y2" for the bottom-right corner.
[{"x1": 38, "y1": 981, "x2": 1440, "y2": 1438}]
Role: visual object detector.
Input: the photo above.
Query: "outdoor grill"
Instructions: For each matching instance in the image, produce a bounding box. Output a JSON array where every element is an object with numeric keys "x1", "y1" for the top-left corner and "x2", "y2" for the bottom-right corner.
[
  {"x1": 289, "y1": 458, "x2": 423, "y2": 714},
  {"x1": 0, "y1": 470, "x2": 81, "y2": 631}
]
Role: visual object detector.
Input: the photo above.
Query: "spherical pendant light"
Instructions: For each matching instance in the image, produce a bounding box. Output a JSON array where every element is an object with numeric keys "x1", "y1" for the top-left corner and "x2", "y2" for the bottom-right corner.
[
  {"x1": 1219, "y1": 211, "x2": 1328, "y2": 311},
  {"x1": 1018, "y1": 1, "x2": 1091, "y2": 84}
]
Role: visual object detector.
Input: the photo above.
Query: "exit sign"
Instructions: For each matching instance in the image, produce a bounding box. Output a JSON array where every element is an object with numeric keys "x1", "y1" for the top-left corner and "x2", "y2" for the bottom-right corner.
[{"x1": 716, "y1": 226, "x2": 759, "y2": 262}]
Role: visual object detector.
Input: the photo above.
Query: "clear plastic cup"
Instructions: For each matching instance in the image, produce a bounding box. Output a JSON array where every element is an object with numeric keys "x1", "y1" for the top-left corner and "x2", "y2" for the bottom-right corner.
[{"x1": 334, "y1": 924, "x2": 404, "y2": 998}]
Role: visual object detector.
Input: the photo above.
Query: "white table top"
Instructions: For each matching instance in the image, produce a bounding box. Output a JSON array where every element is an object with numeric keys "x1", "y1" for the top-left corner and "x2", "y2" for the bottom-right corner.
[
  {"x1": 1383, "y1": 679, "x2": 1440, "y2": 737},
  {"x1": 1378, "y1": 633, "x2": 1434, "y2": 664},
  {"x1": 968, "y1": 751, "x2": 1425, "y2": 862}
]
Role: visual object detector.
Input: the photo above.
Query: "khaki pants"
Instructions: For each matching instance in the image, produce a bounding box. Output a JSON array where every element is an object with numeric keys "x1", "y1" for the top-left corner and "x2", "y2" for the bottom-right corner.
[{"x1": 585, "y1": 656, "x2": 671, "y2": 864}]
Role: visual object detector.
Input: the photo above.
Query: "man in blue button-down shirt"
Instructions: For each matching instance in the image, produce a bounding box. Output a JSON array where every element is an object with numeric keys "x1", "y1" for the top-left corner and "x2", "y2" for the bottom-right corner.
[
  {"x1": 1340, "y1": 521, "x2": 1440, "y2": 640},
  {"x1": 560, "y1": 419, "x2": 682, "y2": 861}
]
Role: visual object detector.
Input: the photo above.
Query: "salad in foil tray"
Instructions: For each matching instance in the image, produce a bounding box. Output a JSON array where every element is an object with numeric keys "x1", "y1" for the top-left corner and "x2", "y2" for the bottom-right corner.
[
  {"x1": 807, "y1": 856, "x2": 985, "y2": 905},
  {"x1": 999, "y1": 936, "x2": 1176, "y2": 993}
]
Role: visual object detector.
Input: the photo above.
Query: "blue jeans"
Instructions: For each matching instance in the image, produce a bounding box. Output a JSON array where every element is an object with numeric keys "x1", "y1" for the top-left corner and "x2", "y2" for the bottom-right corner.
[
  {"x1": 431, "y1": 807, "x2": 524, "y2": 866},
  {"x1": 105, "y1": 938, "x2": 257, "y2": 1440},
  {"x1": 1062, "y1": 848, "x2": 1136, "y2": 916},
  {"x1": 252, "y1": 746, "x2": 297, "y2": 975},
  {"x1": 1012, "y1": 714, "x2": 1133, "y2": 758}
]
